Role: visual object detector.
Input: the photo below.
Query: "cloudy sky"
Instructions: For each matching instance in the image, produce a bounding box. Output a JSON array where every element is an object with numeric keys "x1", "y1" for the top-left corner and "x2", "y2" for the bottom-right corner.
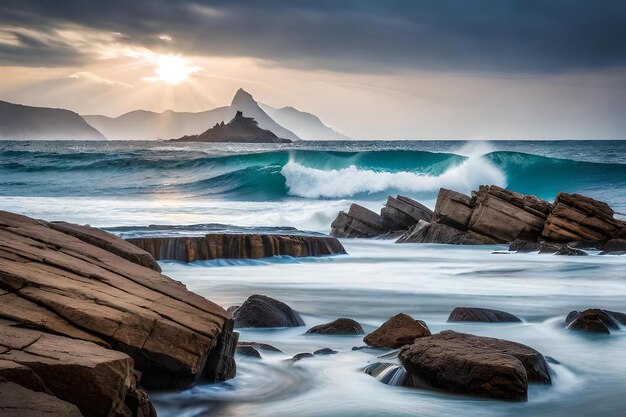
[{"x1": 1, "y1": 0, "x2": 625, "y2": 139}]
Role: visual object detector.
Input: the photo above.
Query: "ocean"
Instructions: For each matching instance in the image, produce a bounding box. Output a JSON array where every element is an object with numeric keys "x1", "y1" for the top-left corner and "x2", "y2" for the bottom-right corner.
[{"x1": 2, "y1": 140, "x2": 626, "y2": 417}]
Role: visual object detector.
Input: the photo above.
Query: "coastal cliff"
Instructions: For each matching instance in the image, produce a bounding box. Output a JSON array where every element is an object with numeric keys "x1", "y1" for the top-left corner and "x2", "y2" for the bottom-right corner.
[{"x1": 0, "y1": 211, "x2": 237, "y2": 416}]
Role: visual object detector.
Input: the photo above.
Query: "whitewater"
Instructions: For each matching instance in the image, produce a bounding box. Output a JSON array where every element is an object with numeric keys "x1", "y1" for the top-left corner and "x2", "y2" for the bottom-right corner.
[{"x1": 2, "y1": 139, "x2": 626, "y2": 417}]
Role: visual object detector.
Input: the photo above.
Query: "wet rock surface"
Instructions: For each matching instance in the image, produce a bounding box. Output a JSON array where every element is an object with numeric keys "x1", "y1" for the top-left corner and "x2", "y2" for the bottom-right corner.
[
  {"x1": 447, "y1": 307, "x2": 522, "y2": 323},
  {"x1": 399, "y1": 331, "x2": 551, "y2": 401},
  {"x1": 565, "y1": 309, "x2": 626, "y2": 334},
  {"x1": 128, "y1": 233, "x2": 346, "y2": 262},
  {"x1": 0, "y1": 210, "x2": 237, "y2": 415},
  {"x1": 306, "y1": 318, "x2": 364, "y2": 335},
  {"x1": 363, "y1": 313, "x2": 431, "y2": 348},
  {"x1": 233, "y1": 295, "x2": 305, "y2": 328}
]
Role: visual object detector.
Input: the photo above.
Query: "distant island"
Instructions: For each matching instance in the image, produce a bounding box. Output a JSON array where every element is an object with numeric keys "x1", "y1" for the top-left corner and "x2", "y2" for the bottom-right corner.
[{"x1": 171, "y1": 110, "x2": 291, "y2": 143}]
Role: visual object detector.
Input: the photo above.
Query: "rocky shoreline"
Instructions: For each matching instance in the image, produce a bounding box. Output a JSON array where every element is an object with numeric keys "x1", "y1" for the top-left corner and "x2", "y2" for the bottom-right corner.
[{"x1": 331, "y1": 185, "x2": 626, "y2": 254}]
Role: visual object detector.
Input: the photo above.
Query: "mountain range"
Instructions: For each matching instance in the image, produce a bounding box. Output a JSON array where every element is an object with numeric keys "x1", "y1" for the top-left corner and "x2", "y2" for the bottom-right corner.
[{"x1": 0, "y1": 89, "x2": 348, "y2": 141}]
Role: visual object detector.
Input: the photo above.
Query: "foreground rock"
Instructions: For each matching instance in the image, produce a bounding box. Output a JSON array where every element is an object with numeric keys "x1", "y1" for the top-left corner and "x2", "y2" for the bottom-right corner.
[
  {"x1": 233, "y1": 295, "x2": 304, "y2": 328},
  {"x1": 0, "y1": 379, "x2": 83, "y2": 417},
  {"x1": 363, "y1": 313, "x2": 431, "y2": 348},
  {"x1": 0, "y1": 210, "x2": 237, "y2": 415},
  {"x1": 306, "y1": 318, "x2": 364, "y2": 335},
  {"x1": 399, "y1": 331, "x2": 551, "y2": 401},
  {"x1": 448, "y1": 307, "x2": 522, "y2": 323},
  {"x1": 128, "y1": 233, "x2": 346, "y2": 262},
  {"x1": 565, "y1": 309, "x2": 626, "y2": 334}
]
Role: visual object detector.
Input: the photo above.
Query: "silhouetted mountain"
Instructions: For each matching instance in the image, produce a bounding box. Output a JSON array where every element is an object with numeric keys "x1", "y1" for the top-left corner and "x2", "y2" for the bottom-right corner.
[
  {"x1": 171, "y1": 110, "x2": 291, "y2": 143},
  {"x1": 83, "y1": 88, "x2": 300, "y2": 141},
  {"x1": 260, "y1": 104, "x2": 349, "y2": 140},
  {"x1": 0, "y1": 100, "x2": 105, "y2": 140}
]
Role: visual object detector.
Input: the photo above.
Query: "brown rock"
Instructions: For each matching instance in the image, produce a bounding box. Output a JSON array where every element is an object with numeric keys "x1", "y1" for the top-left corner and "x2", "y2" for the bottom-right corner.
[
  {"x1": 433, "y1": 188, "x2": 473, "y2": 230},
  {"x1": 0, "y1": 379, "x2": 83, "y2": 417},
  {"x1": 509, "y1": 239, "x2": 541, "y2": 252},
  {"x1": 0, "y1": 210, "x2": 236, "y2": 390},
  {"x1": 330, "y1": 204, "x2": 388, "y2": 238},
  {"x1": 448, "y1": 307, "x2": 522, "y2": 323},
  {"x1": 127, "y1": 233, "x2": 346, "y2": 262},
  {"x1": 363, "y1": 313, "x2": 431, "y2": 348},
  {"x1": 380, "y1": 195, "x2": 433, "y2": 230},
  {"x1": 399, "y1": 331, "x2": 551, "y2": 401},
  {"x1": 306, "y1": 318, "x2": 364, "y2": 335},
  {"x1": 602, "y1": 238, "x2": 626, "y2": 255},
  {"x1": 565, "y1": 309, "x2": 625, "y2": 334},
  {"x1": 542, "y1": 193, "x2": 626, "y2": 242}
]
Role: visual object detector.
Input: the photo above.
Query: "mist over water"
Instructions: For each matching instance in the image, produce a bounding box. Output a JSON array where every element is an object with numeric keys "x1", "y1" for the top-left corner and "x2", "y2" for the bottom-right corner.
[{"x1": 2, "y1": 140, "x2": 626, "y2": 417}]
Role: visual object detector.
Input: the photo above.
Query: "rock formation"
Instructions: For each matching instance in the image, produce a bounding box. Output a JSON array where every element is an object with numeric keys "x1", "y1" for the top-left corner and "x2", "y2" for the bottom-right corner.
[
  {"x1": 232, "y1": 295, "x2": 304, "y2": 328},
  {"x1": 331, "y1": 186, "x2": 626, "y2": 250},
  {"x1": 306, "y1": 318, "x2": 364, "y2": 335},
  {"x1": 399, "y1": 331, "x2": 551, "y2": 401},
  {"x1": 565, "y1": 309, "x2": 626, "y2": 334},
  {"x1": 447, "y1": 307, "x2": 522, "y2": 323},
  {"x1": 0, "y1": 210, "x2": 237, "y2": 416},
  {"x1": 171, "y1": 110, "x2": 291, "y2": 143},
  {"x1": 127, "y1": 232, "x2": 346, "y2": 262},
  {"x1": 363, "y1": 313, "x2": 431, "y2": 349}
]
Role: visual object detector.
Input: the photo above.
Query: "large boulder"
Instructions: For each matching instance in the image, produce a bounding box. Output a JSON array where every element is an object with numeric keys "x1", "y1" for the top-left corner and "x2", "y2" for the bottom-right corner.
[
  {"x1": 233, "y1": 295, "x2": 304, "y2": 328},
  {"x1": 0, "y1": 210, "x2": 237, "y2": 392},
  {"x1": 330, "y1": 204, "x2": 389, "y2": 238},
  {"x1": 380, "y1": 195, "x2": 433, "y2": 230},
  {"x1": 565, "y1": 309, "x2": 626, "y2": 334},
  {"x1": 447, "y1": 307, "x2": 522, "y2": 323},
  {"x1": 127, "y1": 233, "x2": 346, "y2": 262},
  {"x1": 542, "y1": 193, "x2": 626, "y2": 242},
  {"x1": 399, "y1": 331, "x2": 551, "y2": 401},
  {"x1": 0, "y1": 322, "x2": 154, "y2": 417},
  {"x1": 306, "y1": 318, "x2": 364, "y2": 335},
  {"x1": 363, "y1": 313, "x2": 431, "y2": 348}
]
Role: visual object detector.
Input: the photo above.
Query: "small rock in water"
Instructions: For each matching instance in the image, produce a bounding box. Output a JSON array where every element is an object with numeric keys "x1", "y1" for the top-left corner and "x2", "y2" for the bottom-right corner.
[
  {"x1": 509, "y1": 240, "x2": 541, "y2": 253},
  {"x1": 233, "y1": 294, "x2": 304, "y2": 328},
  {"x1": 288, "y1": 353, "x2": 314, "y2": 363},
  {"x1": 447, "y1": 307, "x2": 522, "y2": 323},
  {"x1": 238, "y1": 341, "x2": 284, "y2": 353},
  {"x1": 565, "y1": 309, "x2": 625, "y2": 334},
  {"x1": 363, "y1": 313, "x2": 431, "y2": 349},
  {"x1": 314, "y1": 348, "x2": 337, "y2": 355},
  {"x1": 554, "y1": 246, "x2": 588, "y2": 256},
  {"x1": 236, "y1": 345, "x2": 261, "y2": 359},
  {"x1": 306, "y1": 318, "x2": 364, "y2": 335},
  {"x1": 601, "y1": 238, "x2": 626, "y2": 255}
]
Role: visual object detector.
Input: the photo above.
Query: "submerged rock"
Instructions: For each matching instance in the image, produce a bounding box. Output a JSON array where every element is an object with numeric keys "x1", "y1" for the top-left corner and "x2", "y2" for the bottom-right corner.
[
  {"x1": 289, "y1": 353, "x2": 314, "y2": 363},
  {"x1": 306, "y1": 318, "x2": 364, "y2": 335},
  {"x1": 127, "y1": 233, "x2": 346, "y2": 262},
  {"x1": 0, "y1": 210, "x2": 237, "y2": 414},
  {"x1": 509, "y1": 239, "x2": 541, "y2": 253},
  {"x1": 236, "y1": 345, "x2": 262, "y2": 359},
  {"x1": 565, "y1": 309, "x2": 626, "y2": 334},
  {"x1": 601, "y1": 238, "x2": 626, "y2": 255},
  {"x1": 554, "y1": 246, "x2": 588, "y2": 256},
  {"x1": 233, "y1": 295, "x2": 304, "y2": 328},
  {"x1": 237, "y1": 341, "x2": 283, "y2": 353},
  {"x1": 363, "y1": 313, "x2": 431, "y2": 349},
  {"x1": 399, "y1": 331, "x2": 551, "y2": 401},
  {"x1": 447, "y1": 307, "x2": 522, "y2": 323},
  {"x1": 314, "y1": 348, "x2": 337, "y2": 355}
]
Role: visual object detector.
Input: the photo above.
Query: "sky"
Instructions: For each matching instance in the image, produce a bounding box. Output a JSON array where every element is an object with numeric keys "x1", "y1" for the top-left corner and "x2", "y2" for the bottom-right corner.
[{"x1": 0, "y1": 0, "x2": 625, "y2": 139}]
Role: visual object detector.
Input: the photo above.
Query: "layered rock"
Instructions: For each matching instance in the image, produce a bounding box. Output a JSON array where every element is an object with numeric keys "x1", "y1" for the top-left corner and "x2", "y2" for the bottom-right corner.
[
  {"x1": 330, "y1": 204, "x2": 389, "y2": 238},
  {"x1": 0, "y1": 379, "x2": 83, "y2": 417},
  {"x1": 363, "y1": 313, "x2": 431, "y2": 348},
  {"x1": 542, "y1": 193, "x2": 626, "y2": 242},
  {"x1": 399, "y1": 331, "x2": 551, "y2": 401},
  {"x1": 380, "y1": 196, "x2": 433, "y2": 230},
  {"x1": 127, "y1": 233, "x2": 346, "y2": 262},
  {"x1": 447, "y1": 307, "x2": 522, "y2": 323},
  {"x1": 306, "y1": 318, "x2": 364, "y2": 335},
  {"x1": 232, "y1": 295, "x2": 304, "y2": 328},
  {"x1": 0, "y1": 210, "x2": 237, "y2": 415}
]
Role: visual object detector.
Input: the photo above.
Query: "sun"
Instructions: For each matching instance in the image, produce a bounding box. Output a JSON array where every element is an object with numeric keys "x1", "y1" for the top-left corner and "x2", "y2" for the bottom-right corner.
[{"x1": 153, "y1": 55, "x2": 199, "y2": 85}]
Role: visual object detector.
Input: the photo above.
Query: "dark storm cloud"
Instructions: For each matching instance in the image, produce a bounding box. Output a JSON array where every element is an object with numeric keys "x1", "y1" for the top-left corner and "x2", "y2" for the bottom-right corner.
[{"x1": 0, "y1": 0, "x2": 625, "y2": 73}]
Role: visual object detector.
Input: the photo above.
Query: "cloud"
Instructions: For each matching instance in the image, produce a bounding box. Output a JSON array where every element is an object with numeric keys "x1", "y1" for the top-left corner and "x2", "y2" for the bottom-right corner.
[
  {"x1": 69, "y1": 71, "x2": 133, "y2": 88},
  {"x1": 0, "y1": 0, "x2": 624, "y2": 74}
]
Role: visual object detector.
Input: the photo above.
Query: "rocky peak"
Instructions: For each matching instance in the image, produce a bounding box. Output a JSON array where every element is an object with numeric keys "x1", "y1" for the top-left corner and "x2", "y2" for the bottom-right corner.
[{"x1": 231, "y1": 88, "x2": 256, "y2": 108}]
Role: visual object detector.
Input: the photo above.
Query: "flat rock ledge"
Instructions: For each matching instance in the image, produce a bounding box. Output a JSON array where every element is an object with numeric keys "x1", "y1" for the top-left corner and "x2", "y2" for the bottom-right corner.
[
  {"x1": 0, "y1": 210, "x2": 238, "y2": 416},
  {"x1": 127, "y1": 233, "x2": 346, "y2": 262},
  {"x1": 399, "y1": 331, "x2": 551, "y2": 401},
  {"x1": 331, "y1": 185, "x2": 626, "y2": 250}
]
